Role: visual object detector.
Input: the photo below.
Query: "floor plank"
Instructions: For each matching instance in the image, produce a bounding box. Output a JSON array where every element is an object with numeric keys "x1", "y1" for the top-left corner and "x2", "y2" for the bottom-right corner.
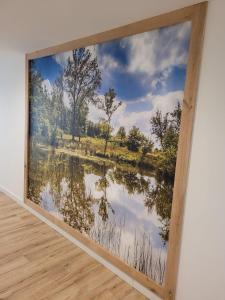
[{"x1": 0, "y1": 192, "x2": 147, "y2": 300}]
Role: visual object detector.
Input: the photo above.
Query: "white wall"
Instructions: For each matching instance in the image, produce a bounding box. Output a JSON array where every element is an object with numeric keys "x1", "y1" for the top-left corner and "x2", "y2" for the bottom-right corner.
[
  {"x1": 176, "y1": 1, "x2": 225, "y2": 299},
  {"x1": 0, "y1": 49, "x2": 25, "y2": 199},
  {"x1": 0, "y1": 0, "x2": 224, "y2": 299}
]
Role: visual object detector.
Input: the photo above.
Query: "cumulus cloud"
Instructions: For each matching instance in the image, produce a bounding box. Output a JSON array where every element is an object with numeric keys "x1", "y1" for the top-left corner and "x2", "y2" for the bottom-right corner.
[
  {"x1": 99, "y1": 54, "x2": 119, "y2": 72},
  {"x1": 116, "y1": 91, "x2": 183, "y2": 138},
  {"x1": 96, "y1": 49, "x2": 121, "y2": 86},
  {"x1": 151, "y1": 68, "x2": 171, "y2": 89},
  {"x1": 151, "y1": 90, "x2": 183, "y2": 115},
  {"x1": 53, "y1": 51, "x2": 71, "y2": 67},
  {"x1": 88, "y1": 90, "x2": 183, "y2": 142},
  {"x1": 123, "y1": 21, "x2": 191, "y2": 77}
]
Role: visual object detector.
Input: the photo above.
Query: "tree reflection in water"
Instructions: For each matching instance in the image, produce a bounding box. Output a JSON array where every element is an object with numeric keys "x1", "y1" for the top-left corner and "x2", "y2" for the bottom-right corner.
[
  {"x1": 145, "y1": 180, "x2": 173, "y2": 243},
  {"x1": 28, "y1": 147, "x2": 172, "y2": 284},
  {"x1": 95, "y1": 163, "x2": 115, "y2": 222},
  {"x1": 60, "y1": 156, "x2": 95, "y2": 233}
]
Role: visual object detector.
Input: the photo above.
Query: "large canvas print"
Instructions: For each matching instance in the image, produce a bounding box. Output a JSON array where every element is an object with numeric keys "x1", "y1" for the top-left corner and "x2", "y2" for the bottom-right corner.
[
  {"x1": 26, "y1": 4, "x2": 207, "y2": 298},
  {"x1": 28, "y1": 22, "x2": 191, "y2": 285}
]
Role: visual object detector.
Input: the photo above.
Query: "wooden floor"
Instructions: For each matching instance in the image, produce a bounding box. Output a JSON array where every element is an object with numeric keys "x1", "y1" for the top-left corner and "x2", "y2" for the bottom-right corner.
[{"x1": 0, "y1": 192, "x2": 147, "y2": 300}]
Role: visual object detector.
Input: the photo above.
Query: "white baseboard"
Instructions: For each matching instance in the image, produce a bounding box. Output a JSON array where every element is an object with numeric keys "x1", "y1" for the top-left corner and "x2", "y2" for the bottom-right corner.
[
  {"x1": 0, "y1": 184, "x2": 23, "y2": 203},
  {"x1": 0, "y1": 184, "x2": 160, "y2": 300}
]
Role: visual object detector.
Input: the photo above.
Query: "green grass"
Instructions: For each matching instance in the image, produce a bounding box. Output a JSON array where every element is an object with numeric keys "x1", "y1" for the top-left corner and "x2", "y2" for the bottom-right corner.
[{"x1": 57, "y1": 134, "x2": 158, "y2": 171}]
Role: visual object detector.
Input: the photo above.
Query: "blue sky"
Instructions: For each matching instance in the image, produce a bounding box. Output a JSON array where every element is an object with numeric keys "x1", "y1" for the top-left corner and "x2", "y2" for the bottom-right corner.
[{"x1": 32, "y1": 21, "x2": 192, "y2": 137}]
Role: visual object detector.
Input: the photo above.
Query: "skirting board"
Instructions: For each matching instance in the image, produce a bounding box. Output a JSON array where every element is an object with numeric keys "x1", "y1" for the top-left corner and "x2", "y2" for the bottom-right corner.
[{"x1": 0, "y1": 184, "x2": 160, "y2": 300}]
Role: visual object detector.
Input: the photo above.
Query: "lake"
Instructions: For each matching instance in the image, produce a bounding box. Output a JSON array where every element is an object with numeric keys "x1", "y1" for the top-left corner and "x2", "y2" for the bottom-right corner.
[{"x1": 28, "y1": 146, "x2": 169, "y2": 284}]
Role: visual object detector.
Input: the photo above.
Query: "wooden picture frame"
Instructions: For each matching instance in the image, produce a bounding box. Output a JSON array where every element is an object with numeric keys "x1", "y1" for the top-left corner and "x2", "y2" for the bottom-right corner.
[{"x1": 24, "y1": 2, "x2": 207, "y2": 299}]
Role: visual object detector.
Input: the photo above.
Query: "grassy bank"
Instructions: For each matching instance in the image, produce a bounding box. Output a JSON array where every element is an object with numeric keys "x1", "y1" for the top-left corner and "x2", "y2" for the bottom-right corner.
[{"x1": 55, "y1": 134, "x2": 161, "y2": 171}]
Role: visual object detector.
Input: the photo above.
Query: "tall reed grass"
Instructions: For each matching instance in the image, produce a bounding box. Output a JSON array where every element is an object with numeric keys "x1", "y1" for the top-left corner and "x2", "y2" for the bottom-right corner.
[{"x1": 89, "y1": 215, "x2": 166, "y2": 285}]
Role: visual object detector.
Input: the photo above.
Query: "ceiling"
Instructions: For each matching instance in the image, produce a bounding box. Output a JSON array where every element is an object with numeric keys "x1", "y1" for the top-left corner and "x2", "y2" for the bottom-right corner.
[{"x1": 0, "y1": 0, "x2": 206, "y2": 53}]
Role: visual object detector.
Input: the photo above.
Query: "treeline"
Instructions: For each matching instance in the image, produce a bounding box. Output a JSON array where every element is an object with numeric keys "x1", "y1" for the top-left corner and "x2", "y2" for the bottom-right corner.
[
  {"x1": 29, "y1": 68, "x2": 70, "y2": 146},
  {"x1": 29, "y1": 48, "x2": 154, "y2": 156},
  {"x1": 29, "y1": 46, "x2": 182, "y2": 172},
  {"x1": 29, "y1": 48, "x2": 101, "y2": 146}
]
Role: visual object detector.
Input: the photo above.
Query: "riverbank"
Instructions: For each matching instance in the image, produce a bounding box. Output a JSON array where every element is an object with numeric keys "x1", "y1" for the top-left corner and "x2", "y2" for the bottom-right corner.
[
  {"x1": 57, "y1": 135, "x2": 161, "y2": 169},
  {"x1": 37, "y1": 142, "x2": 158, "y2": 177}
]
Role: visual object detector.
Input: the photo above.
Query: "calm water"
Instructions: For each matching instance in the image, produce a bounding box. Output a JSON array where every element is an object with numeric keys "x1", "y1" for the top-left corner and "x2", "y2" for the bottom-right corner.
[{"x1": 28, "y1": 147, "x2": 168, "y2": 284}]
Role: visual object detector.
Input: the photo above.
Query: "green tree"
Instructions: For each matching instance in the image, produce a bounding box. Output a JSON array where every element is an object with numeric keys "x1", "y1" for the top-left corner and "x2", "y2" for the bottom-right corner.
[
  {"x1": 170, "y1": 102, "x2": 182, "y2": 133},
  {"x1": 141, "y1": 139, "x2": 154, "y2": 159},
  {"x1": 29, "y1": 61, "x2": 51, "y2": 144},
  {"x1": 87, "y1": 121, "x2": 100, "y2": 137},
  {"x1": 51, "y1": 72, "x2": 68, "y2": 139},
  {"x1": 127, "y1": 126, "x2": 144, "y2": 152},
  {"x1": 146, "y1": 103, "x2": 183, "y2": 242},
  {"x1": 64, "y1": 48, "x2": 101, "y2": 142},
  {"x1": 98, "y1": 88, "x2": 121, "y2": 155},
  {"x1": 116, "y1": 126, "x2": 126, "y2": 146},
  {"x1": 98, "y1": 119, "x2": 112, "y2": 140},
  {"x1": 145, "y1": 180, "x2": 173, "y2": 243},
  {"x1": 150, "y1": 110, "x2": 169, "y2": 146}
]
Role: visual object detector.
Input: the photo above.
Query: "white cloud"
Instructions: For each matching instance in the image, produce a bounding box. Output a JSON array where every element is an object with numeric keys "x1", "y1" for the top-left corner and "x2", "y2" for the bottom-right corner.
[
  {"x1": 116, "y1": 91, "x2": 183, "y2": 137},
  {"x1": 88, "y1": 90, "x2": 183, "y2": 142},
  {"x1": 151, "y1": 90, "x2": 183, "y2": 115},
  {"x1": 54, "y1": 51, "x2": 72, "y2": 67},
  {"x1": 99, "y1": 54, "x2": 119, "y2": 72},
  {"x1": 88, "y1": 101, "x2": 106, "y2": 123},
  {"x1": 151, "y1": 68, "x2": 171, "y2": 89},
  {"x1": 96, "y1": 50, "x2": 121, "y2": 86},
  {"x1": 125, "y1": 31, "x2": 156, "y2": 75},
  {"x1": 42, "y1": 79, "x2": 53, "y2": 95},
  {"x1": 123, "y1": 21, "x2": 191, "y2": 77}
]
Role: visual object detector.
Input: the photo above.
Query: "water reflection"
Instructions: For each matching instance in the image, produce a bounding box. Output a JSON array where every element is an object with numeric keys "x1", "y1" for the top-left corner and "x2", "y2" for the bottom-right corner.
[{"x1": 28, "y1": 147, "x2": 172, "y2": 284}]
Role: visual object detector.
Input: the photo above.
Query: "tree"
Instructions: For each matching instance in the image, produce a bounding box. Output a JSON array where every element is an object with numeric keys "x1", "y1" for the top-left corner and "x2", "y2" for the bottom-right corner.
[
  {"x1": 141, "y1": 139, "x2": 154, "y2": 159},
  {"x1": 127, "y1": 126, "x2": 144, "y2": 152},
  {"x1": 51, "y1": 72, "x2": 68, "y2": 139},
  {"x1": 150, "y1": 110, "x2": 169, "y2": 146},
  {"x1": 116, "y1": 126, "x2": 126, "y2": 146},
  {"x1": 29, "y1": 61, "x2": 51, "y2": 144},
  {"x1": 64, "y1": 48, "x2": 101, "y2": 142},
  {"x1": 98, "y1": 119, "x2": 112, "y2": 140},
  {"x1": 98, "y1": 88, "x2": 121, "y2": 155},
  {"x1": 146, "y1": 103, "x2": 183, "y2": 242},
  {"x1": 87, "y1": 121, "x2": 99, "y2": 137},
  {"x1": 150, "y1": 103, "x2": 181, "y2": 150},
  {"x1": 170, "y1": 102, "x2": 182, "y2": 134}
]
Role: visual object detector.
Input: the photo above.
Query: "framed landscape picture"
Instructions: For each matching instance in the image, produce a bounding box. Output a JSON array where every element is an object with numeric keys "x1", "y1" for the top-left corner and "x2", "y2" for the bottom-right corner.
[{"x1": 25, "y1": 3, "x2": 207, "y2": 299}]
